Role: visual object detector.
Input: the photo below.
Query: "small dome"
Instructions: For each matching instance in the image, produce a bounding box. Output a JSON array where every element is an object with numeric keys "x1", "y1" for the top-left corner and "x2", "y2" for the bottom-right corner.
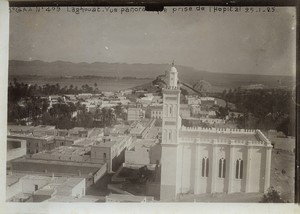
[{"x1": 170, "y1": 66, "x2": 177, "y2": 73}]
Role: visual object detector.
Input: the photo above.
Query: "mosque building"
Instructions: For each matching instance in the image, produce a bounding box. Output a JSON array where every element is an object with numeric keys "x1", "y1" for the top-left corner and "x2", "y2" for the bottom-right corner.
[{"x1": 160, "y1": 62, "x2": 272, "y2": 200}]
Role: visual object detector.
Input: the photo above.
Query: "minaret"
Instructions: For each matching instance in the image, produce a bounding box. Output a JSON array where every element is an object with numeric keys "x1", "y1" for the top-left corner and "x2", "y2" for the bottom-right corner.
[
  {"x1": 162, "y1": 61, "x2": 181, "y2": 143},
  {"x1": 160, "y1": 61, "x2": 181, "y2": 200}
]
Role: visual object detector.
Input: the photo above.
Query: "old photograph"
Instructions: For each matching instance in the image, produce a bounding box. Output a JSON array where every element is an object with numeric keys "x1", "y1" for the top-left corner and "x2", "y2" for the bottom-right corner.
[{"x1": 5, "y1": 5, "x2": 296, "y2": 203}]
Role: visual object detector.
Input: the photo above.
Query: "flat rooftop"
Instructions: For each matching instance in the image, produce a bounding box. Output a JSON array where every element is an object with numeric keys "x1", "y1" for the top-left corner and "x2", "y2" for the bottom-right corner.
[
  {"x1": 9, "y1": 171, "x2": 90, "y2": 181},
  {"x1": 6, "y1": 174, "x2": 24, "y2": 187},
  {"x1": 69, "y1": 127, "x2": 92, "y2": 133},
  {"x1": 134, "y1": 139, "x2": 158, "y2": 147},
  {"x1": 34, "y1": 125, "x2": 56, "y2": 131},
  {"x1": 48, "y1": 195, "x2": 102, "y2": 202},
  {"x1": 34, "y1": 188, "x2": 56, "y2": 196},
  {"x1": 54, "y1": 136, "x2": 82, "y2": 141},
  {"x1": 36, "y1": 177, "x2": 84, "y2": 196},
  {"x1": 72, "y1": 139, "x2": 96, "y2": 147},
  {"x1": 7, "y1": 173, "x2": 85, "y2": 198},
  {"x1": 8, "y1": 125, "x2": 34, "y2": 132},
  {"x1": 30, "y1": 146, "x2": 91, "y2": 161},
  {"x1": 89, "y1": 128, "x2": 104, "y2": 138},
  {"x1": 7, "y1": 138, "x2": 25, "y2": 142},
  {"x1": 8, "y1": 125, "x2": 55, "y2": 135},
  {"x1": 7, "y1": 133, "x2": 54, "y2": 141},
  {"x1": 94, "y1": 135, "x2": 130, "y2": 148},
  {"x1": 13, "y1": 156, "x2": 102, "y2": 168},
  {"x1": 94, "y1": 140, "x2": 117, "y2": 148},
  {"x1": 110, "y1": 124, "x2": 130, "y2": 134},
  {"x1": 107, "y1": 193, "x2": 153, "y2": 202}
]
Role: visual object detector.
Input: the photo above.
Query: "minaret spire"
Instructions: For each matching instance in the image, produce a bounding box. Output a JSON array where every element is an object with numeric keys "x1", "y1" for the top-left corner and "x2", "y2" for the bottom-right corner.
[{"x1": 172, "y1": 60, "x2": 175, "y2": 67}]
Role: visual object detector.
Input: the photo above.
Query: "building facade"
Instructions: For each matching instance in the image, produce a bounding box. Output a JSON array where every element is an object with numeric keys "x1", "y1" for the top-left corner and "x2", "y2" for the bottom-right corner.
[
  {"x1": 150, "y1": 107, "x2": 163, "y2": 119},
  {"x1": 7, "y1": 138, "x2": 27, "y2": 162},
  {"x1": 160, "y1": 64, "x2": 272, "y2": 201},
  {"x1": 91, "y1": 135, "x2": 133, "y2": 172},
  {"x1": 125, "y1": 139, "x2": 161, "y2": 166},
  {"x1": 7, "y1": 174, "x2": 86, "y2": 202},
  {"x1": 127, "y1": 107, "x2": 145, "y2": 121}
]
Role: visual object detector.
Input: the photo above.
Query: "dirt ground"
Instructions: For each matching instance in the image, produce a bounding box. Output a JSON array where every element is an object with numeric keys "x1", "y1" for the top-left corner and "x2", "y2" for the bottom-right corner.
[{"x1": 270, "y1": 148, "x2": 295, "y2": 202}]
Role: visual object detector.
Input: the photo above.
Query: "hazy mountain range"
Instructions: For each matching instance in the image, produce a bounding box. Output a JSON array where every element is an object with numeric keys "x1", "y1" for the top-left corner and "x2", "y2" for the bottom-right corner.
[{"x1": 9, "y1": 60, "x2": 295, "y2": 89}]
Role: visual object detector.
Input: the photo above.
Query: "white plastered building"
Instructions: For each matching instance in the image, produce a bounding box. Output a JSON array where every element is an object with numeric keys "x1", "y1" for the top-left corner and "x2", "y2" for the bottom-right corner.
[{"x1": 160, "y1": 63, "x2": 272, "y2": 200}]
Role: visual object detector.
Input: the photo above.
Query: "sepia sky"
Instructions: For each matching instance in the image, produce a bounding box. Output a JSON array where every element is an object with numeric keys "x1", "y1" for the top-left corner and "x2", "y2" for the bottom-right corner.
[{"x1": 9, "y1": 6, "x2": 296, "y2": 76}]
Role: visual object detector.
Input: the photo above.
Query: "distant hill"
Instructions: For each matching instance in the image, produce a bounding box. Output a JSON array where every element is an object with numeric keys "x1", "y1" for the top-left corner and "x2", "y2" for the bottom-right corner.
[
  {"x1": 9, "y1": 60, "x2": 295, "y2": 90},
  {"x1": 9, "y1": 60, "x2": 205, "y2": 79}
]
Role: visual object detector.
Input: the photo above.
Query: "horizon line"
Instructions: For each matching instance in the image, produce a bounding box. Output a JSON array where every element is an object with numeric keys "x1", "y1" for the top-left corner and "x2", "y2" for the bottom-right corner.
[{"x1": 9, "y1": 59, "x2": 296, "y2": 77}]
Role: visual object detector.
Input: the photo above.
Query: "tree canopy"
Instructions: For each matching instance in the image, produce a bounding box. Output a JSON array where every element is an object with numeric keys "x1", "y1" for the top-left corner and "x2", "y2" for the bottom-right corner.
[{"x1": 260, "y1": 186, "x2": 285, "y2": 203}]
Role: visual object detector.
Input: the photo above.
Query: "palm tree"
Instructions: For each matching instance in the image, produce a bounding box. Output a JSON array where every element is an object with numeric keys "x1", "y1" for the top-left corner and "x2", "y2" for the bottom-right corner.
[{"x1": 69, "y1": 84, "x2": 74, "y2": 93}]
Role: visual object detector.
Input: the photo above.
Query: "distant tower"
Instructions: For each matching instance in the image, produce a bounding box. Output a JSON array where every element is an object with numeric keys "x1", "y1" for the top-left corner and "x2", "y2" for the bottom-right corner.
[{"x1": 160, "y1": 62, "x2": 181, "y2": 200}]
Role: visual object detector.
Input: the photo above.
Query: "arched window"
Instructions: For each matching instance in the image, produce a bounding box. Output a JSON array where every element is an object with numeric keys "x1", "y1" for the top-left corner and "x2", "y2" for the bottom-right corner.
[
  {"x1": 201, "y1": 157, "x2": 209, "y2": 177},
  {"x1": 235, "y1": 159, "x2": 243, "y2": 179},
  {"x1": 218, "y1": 158, "x2": 226, "y2": 178}
]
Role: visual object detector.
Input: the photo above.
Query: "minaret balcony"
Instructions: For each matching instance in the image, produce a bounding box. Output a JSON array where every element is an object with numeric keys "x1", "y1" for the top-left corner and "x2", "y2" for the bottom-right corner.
[{"x1": 165, "y1": 85, "x2": 179, "y2": 90}]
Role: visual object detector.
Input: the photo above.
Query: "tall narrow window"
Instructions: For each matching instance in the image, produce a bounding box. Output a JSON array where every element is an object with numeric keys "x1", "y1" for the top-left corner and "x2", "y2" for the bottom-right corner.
[
  {"x1": 206, "y1": 158, "x2": 209, "y2": 177},
  {"x1": 236, "y1": 160, "x2": 239, "y2": 179},
  {"x1": 223, "y1": 159, "x2": 226, "y2": 178},
  {"x1": 240, "y1": 160, "x2": 243, "y2": 179},
  {"x1": 103, "y1": 153, "x2": 107, "y2": 160},
  {"x1": 169, "y1": 106, "x2": 172, "y2": 115},
  {"x1": 218, "y1": 158, "x2": 226, "y2": 178},
  {"x1": 169, "y1": 132, "x2": 171, "y2": 141},
  {"x1": 201, "y1": 157, "x2": 209, "y2": 177},
  {"x1": 219, "y1": 159, "x2": 222, "y2": 178},
  {"x1": 202, "y1": 158, "x2": 205, "y2": 177},
  {"x1": 235, "y1": 159, "x2": 243, "y2": 179}
]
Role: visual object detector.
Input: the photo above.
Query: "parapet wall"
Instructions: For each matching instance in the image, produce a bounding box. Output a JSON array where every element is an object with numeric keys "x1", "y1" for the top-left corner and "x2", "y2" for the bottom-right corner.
[
  {"x1": 180, "y1": 126, "x2": 272, "y2": 147},
  {"x1": 31, "y1": 152, "x2": 91, "y2": 162},
  {"x1": 179, "y1": 137, "x2": 266, "y2": 146},
  {"x1": 255, "y1": 130, "x2": 272, "y2": 145},
  {"x1": 181, "y1": 126, "x2": 256, "y2": 134}
]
